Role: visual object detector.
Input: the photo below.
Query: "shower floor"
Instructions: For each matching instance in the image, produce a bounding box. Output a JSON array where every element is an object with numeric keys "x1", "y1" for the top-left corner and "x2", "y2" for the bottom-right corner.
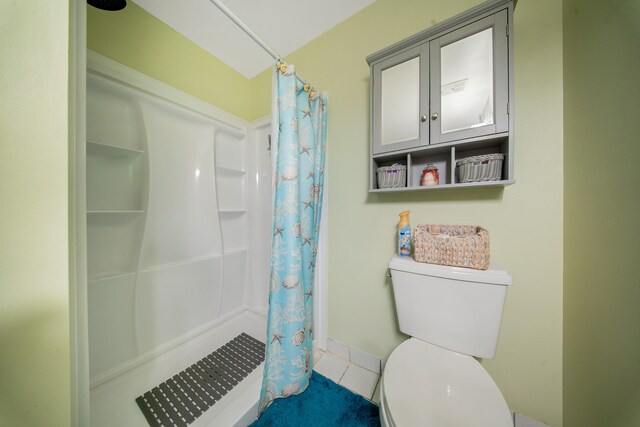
[
  {"x1": 90, "y1": 310, "x2": 267, "y2": 427},
  {"x1": 135, "y1": 333, "x2": 265, "y2": 426}
]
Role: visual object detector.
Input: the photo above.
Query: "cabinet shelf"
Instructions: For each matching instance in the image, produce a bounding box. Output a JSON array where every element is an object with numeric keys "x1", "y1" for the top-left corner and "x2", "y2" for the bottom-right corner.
[
  {"x1": 371, "y1": 132, "x2": 509, "y2": 160},
  {"x1": 376, "y1": 179, "x2": 515, "y2": 193},
  {"x1": 87, "y1": 140, "x2": 144, "y2": 156},
  {"x1": 372, "y1": 136, "x2": 510, "y2": 191},
  {"x1": 371, "y1": 179, "x2": 514, "y2": 193}
]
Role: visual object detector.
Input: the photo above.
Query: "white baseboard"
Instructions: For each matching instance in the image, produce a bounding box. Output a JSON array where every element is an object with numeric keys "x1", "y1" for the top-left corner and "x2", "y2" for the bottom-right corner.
[
  {"x1": 325, "y1": 338, "x2": 383, "y2": 375},
  {"x1": 326, "y1": 338, "x2": 350, "y2": 360}
]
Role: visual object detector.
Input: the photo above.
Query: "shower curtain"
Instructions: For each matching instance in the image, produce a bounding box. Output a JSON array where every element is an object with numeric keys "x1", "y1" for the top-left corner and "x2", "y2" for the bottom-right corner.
[{"x1": 259, "y1": 62, "x2": 327, "y2": 413}]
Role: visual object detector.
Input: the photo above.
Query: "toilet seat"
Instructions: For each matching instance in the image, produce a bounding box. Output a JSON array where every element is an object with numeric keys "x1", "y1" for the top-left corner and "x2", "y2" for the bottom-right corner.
[{"x1": 380, "y1": 338, "x2": 512, "y2": 427}]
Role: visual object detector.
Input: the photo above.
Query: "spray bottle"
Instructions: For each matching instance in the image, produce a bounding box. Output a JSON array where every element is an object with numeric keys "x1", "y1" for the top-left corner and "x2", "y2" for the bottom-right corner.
[{"x1": 397, "y1": 211, "x2": 411, "y2": 257}]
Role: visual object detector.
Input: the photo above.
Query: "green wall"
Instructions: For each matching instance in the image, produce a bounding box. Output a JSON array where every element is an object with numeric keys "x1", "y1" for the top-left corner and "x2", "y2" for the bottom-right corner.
[
  {"x1": 563, "y1": 1, "x2": 640, "y2": 426},
  {"x1": 0, "y1": 1, "x2": 71, "y2": 426},
  {"x1": 249, "y1": 0, "x2": 564, "y2": 424},
  {"x1": 88, "y1": 1, "x2": 254, "y2": 121}
]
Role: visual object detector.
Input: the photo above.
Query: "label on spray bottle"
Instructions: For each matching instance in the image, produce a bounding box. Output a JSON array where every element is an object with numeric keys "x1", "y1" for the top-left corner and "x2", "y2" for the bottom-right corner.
[{"x1": 398, "y1": 225, "x2": 411, "y2": 257}]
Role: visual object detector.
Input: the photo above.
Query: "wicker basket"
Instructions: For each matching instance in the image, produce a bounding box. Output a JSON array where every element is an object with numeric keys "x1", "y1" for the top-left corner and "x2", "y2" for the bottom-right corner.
[
  {"x1": 456, "y1": 153, "x2": 504, "y2": 183},
  {"x1": 413, "y1": 224, "x2": 490, "y2": 270},
  {"x1": 377, "y1": 164, "x2": 406, "y2": 188}
]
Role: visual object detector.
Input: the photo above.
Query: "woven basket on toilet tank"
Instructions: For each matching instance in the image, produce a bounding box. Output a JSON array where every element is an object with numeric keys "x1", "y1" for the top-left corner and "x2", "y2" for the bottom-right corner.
[{"x1": 413, "y1": 224, "x2": 490, "y2": 270}]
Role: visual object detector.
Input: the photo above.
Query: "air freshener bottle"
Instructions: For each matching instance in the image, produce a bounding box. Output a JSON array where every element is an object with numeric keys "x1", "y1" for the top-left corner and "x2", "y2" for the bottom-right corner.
[{"x1": 397, "y1": 211, "x2": 411, "y2": 257}]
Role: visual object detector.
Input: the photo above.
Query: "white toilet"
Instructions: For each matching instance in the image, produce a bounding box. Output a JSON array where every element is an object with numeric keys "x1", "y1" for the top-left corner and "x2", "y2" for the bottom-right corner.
[{"x1": 380, "y1": 256, "x2": 513, "y2": 427}]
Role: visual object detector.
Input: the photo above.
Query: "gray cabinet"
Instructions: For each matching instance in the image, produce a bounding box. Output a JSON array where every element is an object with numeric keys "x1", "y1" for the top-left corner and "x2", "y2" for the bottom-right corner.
[{"x1": 368, "y1": 0, "x2": 515, "y2": 191}]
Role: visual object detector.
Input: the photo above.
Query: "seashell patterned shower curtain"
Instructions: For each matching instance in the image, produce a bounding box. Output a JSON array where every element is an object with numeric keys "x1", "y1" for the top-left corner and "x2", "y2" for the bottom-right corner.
[{"x1": 258, "y1": 61, "x2": 327, "y2": 414}]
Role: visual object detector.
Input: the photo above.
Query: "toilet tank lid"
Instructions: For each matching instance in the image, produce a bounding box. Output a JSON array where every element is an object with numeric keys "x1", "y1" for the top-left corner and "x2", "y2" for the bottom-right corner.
[{"x1": 389, "y1": 256, "x2": 512, "y2": 286}]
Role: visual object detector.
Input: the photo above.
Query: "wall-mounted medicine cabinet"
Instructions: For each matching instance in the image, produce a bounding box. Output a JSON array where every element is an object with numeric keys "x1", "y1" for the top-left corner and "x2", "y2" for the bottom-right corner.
[{"x1": 368, "y1": 0, "x2": 515, "y2": 192}]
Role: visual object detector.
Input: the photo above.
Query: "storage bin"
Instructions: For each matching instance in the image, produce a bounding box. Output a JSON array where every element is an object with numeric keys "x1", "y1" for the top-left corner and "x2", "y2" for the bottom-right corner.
[
  {"x1": 377, "y1": 164, "x2": 406, "y2": 188},
  {"x1": 456, "y1": 153, "x2": 504, "y2": 183},
  {"x1": 413, "y1": 224, "x2": 490, "y2": 270}
]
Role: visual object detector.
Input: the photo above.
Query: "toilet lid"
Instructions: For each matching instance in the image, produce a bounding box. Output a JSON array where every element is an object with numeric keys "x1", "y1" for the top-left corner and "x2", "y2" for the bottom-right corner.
[{"x1": 383, "y1": 338, "x2": 512, "y2": 427}]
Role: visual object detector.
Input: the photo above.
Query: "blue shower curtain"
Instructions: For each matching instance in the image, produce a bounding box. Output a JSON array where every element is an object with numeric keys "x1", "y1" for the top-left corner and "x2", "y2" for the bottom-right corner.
[{"x1": 259, "y1": 62, "x2": 327, "y2": 414}]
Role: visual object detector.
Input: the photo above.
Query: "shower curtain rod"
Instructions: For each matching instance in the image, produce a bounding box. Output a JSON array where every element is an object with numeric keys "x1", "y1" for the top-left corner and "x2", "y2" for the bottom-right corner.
[{"x1": 207, "y1": 0, "x2": 309, "y2": 87}]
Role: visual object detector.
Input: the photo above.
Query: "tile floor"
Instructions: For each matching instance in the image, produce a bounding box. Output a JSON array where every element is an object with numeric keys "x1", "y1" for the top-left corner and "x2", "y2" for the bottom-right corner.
[{"x1": 313, "y1": 350, "x2": 381, "y2": 405}]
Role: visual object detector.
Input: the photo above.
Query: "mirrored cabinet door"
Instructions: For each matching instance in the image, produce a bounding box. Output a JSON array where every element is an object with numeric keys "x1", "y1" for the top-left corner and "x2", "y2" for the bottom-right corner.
[
  {"x1": 372, "y1": 45, "x2": 429, "y2": 155},
  {"x1": 382, "y1": 57, "x2": 419, "y2": 144},
  {"x1": 430, "y1": 10, "x2": 508, "y2": 144}
]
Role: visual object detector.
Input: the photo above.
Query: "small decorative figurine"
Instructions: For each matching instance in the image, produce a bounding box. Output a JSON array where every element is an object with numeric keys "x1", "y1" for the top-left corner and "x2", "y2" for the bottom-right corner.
[{"x1": 420, "y1": 164, "x2": 439, "y2": 186}]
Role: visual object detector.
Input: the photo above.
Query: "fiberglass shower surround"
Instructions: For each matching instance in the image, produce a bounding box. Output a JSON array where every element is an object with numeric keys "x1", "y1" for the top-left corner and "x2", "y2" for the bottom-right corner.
[
  {"x1": 86, "y1": 69, "x2": 260, "y2": 379},
  {"x1": 84, "y1": 1, "x2": 325, "y2": 424},
  {"x1": 86, "y1": 55, "x2": 273, "y2": 426}
]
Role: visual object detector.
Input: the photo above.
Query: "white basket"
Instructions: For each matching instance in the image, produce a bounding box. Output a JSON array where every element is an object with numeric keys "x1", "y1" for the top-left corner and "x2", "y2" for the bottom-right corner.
[
  {"x1": 377, "y1": 164, "x2": 406, "y2": 188},
  {"x1": 456, "y1": 153, "x2": 504, "y2": 183}
]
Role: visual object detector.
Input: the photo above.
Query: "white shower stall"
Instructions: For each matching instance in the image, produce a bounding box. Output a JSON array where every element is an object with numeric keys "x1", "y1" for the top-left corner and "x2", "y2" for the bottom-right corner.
[{"x1": 84, "y1": 52, "x2": 274, "y2": 426}]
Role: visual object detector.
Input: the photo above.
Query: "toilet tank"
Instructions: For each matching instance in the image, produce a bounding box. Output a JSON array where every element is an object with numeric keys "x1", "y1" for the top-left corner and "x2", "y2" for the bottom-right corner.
[{"x1": 388, "y1": 256, "x2": 511, "y2": 359}]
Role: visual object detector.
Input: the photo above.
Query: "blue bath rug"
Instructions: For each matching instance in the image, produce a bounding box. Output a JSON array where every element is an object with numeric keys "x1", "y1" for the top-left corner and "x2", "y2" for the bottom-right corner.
[{"x1": 250, "y1": 372, "x2": 380, "y2": 427}]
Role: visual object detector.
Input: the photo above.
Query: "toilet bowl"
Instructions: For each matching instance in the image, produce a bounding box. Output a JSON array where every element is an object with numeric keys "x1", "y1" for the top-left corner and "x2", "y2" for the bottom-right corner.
[
  {"x1": 379, "y1": 339, "x2": 512, "y2": 427},
  {"x1": 383, "y1": 256, "x2": 512, "y2": 426}
]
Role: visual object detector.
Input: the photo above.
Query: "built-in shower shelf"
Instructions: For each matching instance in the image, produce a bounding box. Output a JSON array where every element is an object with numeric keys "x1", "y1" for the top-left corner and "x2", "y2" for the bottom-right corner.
[
  {"x1": 88, "y1": 271, "x2": 136, "y2": 283},
  {"x1": 216, "y1": 166, "x2": 247, "y2": 175},
  {"x1": 87, "y1": 140, "x2": 145, "y2": 156},
  {"x1": 87, "y1": 210, "x2": 145, "y2": 214},
  {"x1": 219, "y1": 209, "x2": 247, "y2": 214},
  {"x1": 223, "y1": 248, "x2": 247, "y2": 256}
]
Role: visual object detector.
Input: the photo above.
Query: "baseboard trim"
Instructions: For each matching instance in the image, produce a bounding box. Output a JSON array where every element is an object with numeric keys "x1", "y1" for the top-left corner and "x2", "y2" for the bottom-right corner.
[{"x1": 325, "y1": 338, "x2": 383, "y2": 375}]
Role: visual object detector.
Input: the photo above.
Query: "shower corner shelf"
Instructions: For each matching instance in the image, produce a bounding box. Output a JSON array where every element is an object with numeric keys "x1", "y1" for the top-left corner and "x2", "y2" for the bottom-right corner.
[
  {"x1": 87, "y1": 210, "x2": 145, "y2": 214},
  {"x1": 87, "y1": 140, "x2": 145, "y2": 156},
  {"x1": 88, "y1": 271, "x2": 137, "y2": 283},
  {"x1": 219, "y1": 208, "x2": 247, "y2": 214},
  {"x1": 223, "y1": 247, "x2": 248, "y2": 256},
  {"x1": 216, "y1": 165, "x2": 247, "y2": 175}
]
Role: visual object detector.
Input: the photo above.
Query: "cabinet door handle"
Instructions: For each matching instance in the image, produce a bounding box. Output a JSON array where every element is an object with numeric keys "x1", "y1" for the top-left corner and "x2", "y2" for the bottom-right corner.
[
  {"x1": 420, "y1": 114, "x2": 428, "y2": 122},
  {"x1": 431, "y1": 112, "x2": 439, "y2": 120}
]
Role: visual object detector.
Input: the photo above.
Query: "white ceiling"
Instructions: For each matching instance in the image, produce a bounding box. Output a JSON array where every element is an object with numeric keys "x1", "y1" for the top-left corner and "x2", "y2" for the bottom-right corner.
[{"x1": 132, "y1": 0, "x2": 375, "y2": 78}]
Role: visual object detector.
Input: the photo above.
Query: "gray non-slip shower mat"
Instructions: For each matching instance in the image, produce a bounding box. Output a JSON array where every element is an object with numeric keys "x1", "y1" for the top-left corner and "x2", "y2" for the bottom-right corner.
[{"x1": 135, "y1": 333, "x2": 265, "y2": 427}]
